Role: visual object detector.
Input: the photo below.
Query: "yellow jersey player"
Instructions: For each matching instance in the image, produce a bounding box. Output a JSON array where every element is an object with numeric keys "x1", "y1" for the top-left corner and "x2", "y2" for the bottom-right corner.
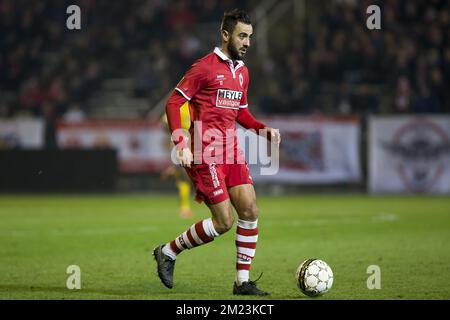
[{"x1": 161, "y1": 101, "x2": 195, "y2": 218}]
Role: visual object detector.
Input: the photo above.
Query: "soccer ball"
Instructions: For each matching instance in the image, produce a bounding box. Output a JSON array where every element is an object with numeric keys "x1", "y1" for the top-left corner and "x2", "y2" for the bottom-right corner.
[{"x1": 296, "y1": 258, "x2": 333, "y2": 297}]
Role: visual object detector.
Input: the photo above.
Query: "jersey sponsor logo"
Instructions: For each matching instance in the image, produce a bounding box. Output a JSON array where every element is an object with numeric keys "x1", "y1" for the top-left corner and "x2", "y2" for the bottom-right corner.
[
  {"x1": 209, "y1": 163, "x2": 220, "y2": 188},
  {"x1": 178, "y1": 235, "x2": 186, "y2": 247},
  {"x1": 237, "y1": 252, "x2": 252, "y2": 262},
  {"x1": 216, "y1": 89, "x2": 243, "y2": 109}
]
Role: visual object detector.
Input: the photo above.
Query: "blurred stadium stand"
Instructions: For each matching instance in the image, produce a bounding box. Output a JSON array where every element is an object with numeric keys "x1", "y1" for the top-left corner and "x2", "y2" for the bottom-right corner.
[{"x1": 1, "y1": 0, "x2": 449, "y2": 193}]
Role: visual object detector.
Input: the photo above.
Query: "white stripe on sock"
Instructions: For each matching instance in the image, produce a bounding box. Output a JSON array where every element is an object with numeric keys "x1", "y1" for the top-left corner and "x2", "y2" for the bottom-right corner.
[
  {"x1": 236, "y1": 270, "x2": 249, "y2": 285},
  {"x1": 237, "y1": 247, "x2": 255, "y2": 257},
  {"x1": 203, "y1": 218, "x2": 219, "y2": 237},
  {"x1": 237, "y1": 219, "x2": 258, "y2": 229},
  {"x1": 175, "y1": 237, "x2": 184, "y2": 251},
  {"x1": 162, "y1": 244, "x2": 177, "y2": 260},
  {"x1": 190, "y1": 225, "x2": 203, "y2": 245},
  {"x1": 182, "y1": 232, "x2": 193, "y2": 249},
  {"x1": 236, "y1": 234, "x2": 258, "y2": 243}
]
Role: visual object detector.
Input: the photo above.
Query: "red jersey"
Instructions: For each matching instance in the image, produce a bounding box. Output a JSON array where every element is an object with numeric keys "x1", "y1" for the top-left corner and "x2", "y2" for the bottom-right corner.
[{"x1": 167, "y1": 47, "x2": 266, "y2": 164}]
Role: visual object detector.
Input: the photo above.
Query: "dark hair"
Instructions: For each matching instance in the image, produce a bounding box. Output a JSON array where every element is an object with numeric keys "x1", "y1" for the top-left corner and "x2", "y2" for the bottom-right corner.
[{"x1": 220, "y1": 9, "x2": 251, "y2": 34}]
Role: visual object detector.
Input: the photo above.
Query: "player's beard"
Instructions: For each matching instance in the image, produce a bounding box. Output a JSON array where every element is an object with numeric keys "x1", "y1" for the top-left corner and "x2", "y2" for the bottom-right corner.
[{"x1": 227, "y1": 40, "x2": 245, "y2": 61}]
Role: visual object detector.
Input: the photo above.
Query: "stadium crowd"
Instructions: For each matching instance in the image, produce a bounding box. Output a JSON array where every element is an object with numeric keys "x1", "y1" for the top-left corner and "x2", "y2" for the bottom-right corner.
[
  {"x1": 261, "y1": 0, "x2": 450, "y2": 115},
  {"x1": 1, "y1": 0, "x2": 449, "y2": 121}
]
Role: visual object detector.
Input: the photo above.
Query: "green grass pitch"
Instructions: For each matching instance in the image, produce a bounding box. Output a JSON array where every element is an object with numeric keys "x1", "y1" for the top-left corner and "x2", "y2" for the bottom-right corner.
[{"x1": 0, "y1": 194, "x2": 449, "y2": 300}]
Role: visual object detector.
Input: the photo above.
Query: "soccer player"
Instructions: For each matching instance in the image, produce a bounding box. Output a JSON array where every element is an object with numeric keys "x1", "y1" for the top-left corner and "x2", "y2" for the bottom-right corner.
[{"x1": 153, "y1": 9, "x2": 281, "y2": 296}]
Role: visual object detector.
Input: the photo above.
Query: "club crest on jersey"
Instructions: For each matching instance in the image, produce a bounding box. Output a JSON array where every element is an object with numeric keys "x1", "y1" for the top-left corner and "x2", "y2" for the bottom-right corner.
[
  {"x1": 217, "y1": 75, "x2": 226, "y2": 85},
  {"x1": 216, "y1": 89, "x2": 243, "y2": 109},
  {"x1": 239, "y1": 73, "x2": 244, "y2": 87}
]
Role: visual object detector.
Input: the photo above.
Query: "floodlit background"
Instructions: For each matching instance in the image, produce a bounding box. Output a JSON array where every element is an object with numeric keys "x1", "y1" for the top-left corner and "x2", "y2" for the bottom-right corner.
[{"x1": 0, "y1": 0, "x2": 449, "y2": 299}]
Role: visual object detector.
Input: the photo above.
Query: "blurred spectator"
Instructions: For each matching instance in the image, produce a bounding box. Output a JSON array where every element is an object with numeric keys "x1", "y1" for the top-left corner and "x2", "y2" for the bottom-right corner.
[
  {"x1": 19, "y1": 77, "x2": 47, "y2": 116},
  {"x1": 42, "y1": 101, "x2": 57, "y2": 149},
  {"x1": 394, "y1": 76, "x2": 412, "y2": 113},
  {"x1": 63, "y1": 103, "x2": 86, "y2": 123}
]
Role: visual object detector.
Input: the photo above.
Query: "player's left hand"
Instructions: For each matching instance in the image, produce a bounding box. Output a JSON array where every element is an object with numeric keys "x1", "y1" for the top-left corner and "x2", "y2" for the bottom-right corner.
[{"x1": 266, "y1": 127, "x2": 281, "y2": 145}]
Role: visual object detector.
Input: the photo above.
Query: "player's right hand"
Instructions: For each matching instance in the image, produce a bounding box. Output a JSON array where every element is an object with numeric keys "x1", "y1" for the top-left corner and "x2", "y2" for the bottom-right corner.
[{"x1": 176, "y1": 147, "x2": 193, "y2": 168}]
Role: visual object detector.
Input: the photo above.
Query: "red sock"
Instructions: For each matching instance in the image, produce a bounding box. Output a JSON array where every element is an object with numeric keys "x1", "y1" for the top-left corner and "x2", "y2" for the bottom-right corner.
[
  {"x1": 163, "y1": 218, "x2": 219, "y2": 259},
  {"x1": 235, "y1": 219, "x2": 258, "y2": 284}
]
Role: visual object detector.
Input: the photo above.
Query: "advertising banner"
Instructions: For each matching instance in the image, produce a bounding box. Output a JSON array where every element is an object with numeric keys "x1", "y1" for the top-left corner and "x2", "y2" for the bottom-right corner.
[
  {"x1": 239, "y1": 116, "x2": 361, "y2": 184},
  {"x1": 369, "y1": 116, "x2": 450, "y2": 194},
  {"x1": 0, "y1": 118, "x2": 45, "y2": 149},
  {"x1": 57, "y1": 119, "x2": 169, "y2": 173}
]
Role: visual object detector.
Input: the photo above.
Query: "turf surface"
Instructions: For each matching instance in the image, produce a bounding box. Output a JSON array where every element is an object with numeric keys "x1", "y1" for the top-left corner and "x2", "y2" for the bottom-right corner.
[{"x1": 0, "y1": 194, "x2": 449, "y2": 300}]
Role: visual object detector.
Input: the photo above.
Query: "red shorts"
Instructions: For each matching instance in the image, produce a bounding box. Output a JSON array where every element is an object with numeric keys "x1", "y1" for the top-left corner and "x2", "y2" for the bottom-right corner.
[{"x1": 185, "y1": 163, "x2": 253, "y2": 205}]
